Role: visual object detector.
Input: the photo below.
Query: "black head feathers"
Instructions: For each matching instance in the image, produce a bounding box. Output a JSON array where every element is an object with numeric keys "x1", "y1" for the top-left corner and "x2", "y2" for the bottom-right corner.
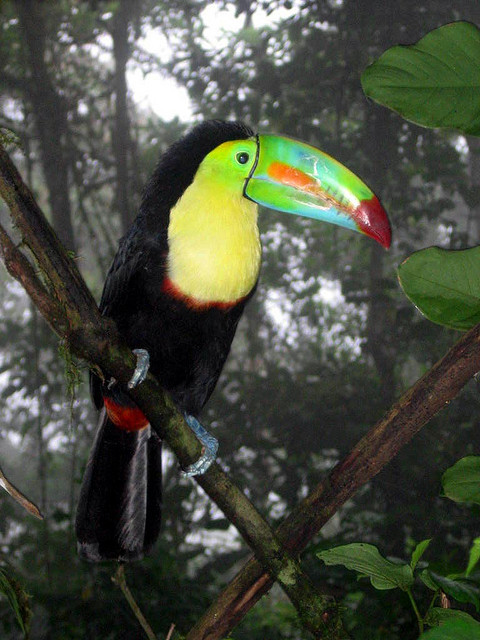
[{"x1": 141, "y1": 120, "x2": 255, "y2": 222}]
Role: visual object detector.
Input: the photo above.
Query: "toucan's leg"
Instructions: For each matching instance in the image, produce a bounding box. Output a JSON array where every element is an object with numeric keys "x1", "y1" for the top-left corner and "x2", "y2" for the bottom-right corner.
[
  {"x1": 181, "y1": 415, "x2": 218, "y2": 477},
  {"x1": 128, "y1": 349, "x2": 150, "y2": 389},
  {"x1": 126, "y1": 351, "x2": 217, "y2": 475}
]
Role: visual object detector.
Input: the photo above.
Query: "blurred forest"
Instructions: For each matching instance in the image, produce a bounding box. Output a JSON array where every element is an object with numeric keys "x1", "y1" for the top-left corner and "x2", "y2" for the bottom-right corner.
[{"x1": 1, "y1": 1, "x2": 480, "y2": 638}]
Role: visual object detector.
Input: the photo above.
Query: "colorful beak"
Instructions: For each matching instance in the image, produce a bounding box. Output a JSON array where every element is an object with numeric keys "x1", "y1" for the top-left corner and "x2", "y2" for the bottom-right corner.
[{"x1": 244, "y1": 135, "x2": 391, "y2": 248}]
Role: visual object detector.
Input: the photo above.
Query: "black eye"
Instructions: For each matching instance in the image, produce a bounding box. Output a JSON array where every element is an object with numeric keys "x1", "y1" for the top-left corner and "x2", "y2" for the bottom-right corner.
[{"x1": 236, "y1": 152, "x2": 250, "y2": 165}]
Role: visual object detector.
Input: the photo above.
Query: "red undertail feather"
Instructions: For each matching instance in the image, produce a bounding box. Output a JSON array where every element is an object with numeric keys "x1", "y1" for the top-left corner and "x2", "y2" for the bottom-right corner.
[{"x1": 104, "y1": 397, "x2": 149, "y2": 431}]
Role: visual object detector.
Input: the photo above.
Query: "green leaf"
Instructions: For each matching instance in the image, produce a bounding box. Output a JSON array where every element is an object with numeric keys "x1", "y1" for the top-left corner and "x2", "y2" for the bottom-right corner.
[
  {"x1": 0, "y1": 567, "x2": 30, "y2": 635},
  {"x1": 419, "y1": 617, "x2": 480, "y2": 639},
  {"x1": 397, "y1": 246, "x2": 480, "y2": 330},
  {"x1": 467, "y1": 539, "x2": 480, "y2": 577},
  {"x1": 362, "y1": 21, "x2": 480, "y2": 135},
  {"x1": 317, "y1": 543, "x2": 414, "y2": 591},
  {"x1": 423, "y1": 571, "x2": 480, "y2": 611},
  {"x1": 425, "y1": 607, "x2": 480, "y2": 627},
  {"x1": 410, "y1": 539, "x2": 432, "y2": 572},
  {"x1": 420, "y1": 569, "x2": 440, "y2": 591},
  {"x1": 442, "y1": 456, "x2": 480, "y2": 505}
]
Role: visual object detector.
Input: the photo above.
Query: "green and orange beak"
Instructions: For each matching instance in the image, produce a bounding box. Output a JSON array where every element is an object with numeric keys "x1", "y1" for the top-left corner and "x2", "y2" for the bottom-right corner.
[{"x1": 244, "y1": 134, "x2": 391, "y2": 249}]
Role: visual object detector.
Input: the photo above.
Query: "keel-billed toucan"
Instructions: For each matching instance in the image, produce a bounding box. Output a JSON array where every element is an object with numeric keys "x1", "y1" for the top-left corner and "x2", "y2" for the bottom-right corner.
[{"x1": 75, "y1": 120, "x2": 391, "y2": 561}]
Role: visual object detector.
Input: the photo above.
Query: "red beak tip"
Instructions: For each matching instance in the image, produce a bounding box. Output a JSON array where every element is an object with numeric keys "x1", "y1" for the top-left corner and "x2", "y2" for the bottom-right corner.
[
  {"x1": 355, "y1": 197, "x2": 392, "y2": 250},
  {"x1": 375, "y1": 225, "x2": 392, "y2": 250}
]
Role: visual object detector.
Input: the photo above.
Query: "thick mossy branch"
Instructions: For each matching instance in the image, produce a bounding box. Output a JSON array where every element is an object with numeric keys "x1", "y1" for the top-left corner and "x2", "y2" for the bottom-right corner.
[{"x1": 0, "y1": 143, "x2": 348, "y2": 639}]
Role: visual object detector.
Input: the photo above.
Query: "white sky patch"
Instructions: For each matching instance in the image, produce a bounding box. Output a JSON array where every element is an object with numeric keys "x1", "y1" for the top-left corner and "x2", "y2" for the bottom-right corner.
[
  {"x1": 315, "y1": 277, "x2": 345, "y2": 306},
  {"x1": 128, "y1": 68, "x2": 192, "y2": 121},
  {"x1": 455, "y1": 135, "x2": 468, "y2": 156},
  {"x1": 266, "y1": 277, "x2": 347, "y2": 332},
  {"x1": 7, "y1": 432, "x2": 22, "y2": 447},
  {"x1": 127, "y1": 3, "x2": 297, "y2": 121},
  {"x1": 264, "y1": 288, "x2": 293, "y2": 335},
  {"x1": 264, "y1": 276, "x2": 366, "y2": 359}
]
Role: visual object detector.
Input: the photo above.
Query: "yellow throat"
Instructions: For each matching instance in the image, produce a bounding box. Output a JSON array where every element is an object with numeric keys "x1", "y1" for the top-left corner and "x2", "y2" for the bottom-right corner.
[{"x1": 167, "y1": 168, "x2": 261, "y2": 304}]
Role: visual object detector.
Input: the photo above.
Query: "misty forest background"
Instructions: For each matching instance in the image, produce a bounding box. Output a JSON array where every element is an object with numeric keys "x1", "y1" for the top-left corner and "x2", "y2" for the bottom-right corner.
[{"x1": 1, "y1": 1, "x2": 480, "y2": 638}]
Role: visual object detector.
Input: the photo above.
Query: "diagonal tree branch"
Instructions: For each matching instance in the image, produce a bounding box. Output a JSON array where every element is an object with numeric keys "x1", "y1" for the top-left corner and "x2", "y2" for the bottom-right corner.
[
  {"x1": 185, "y1": 300, "x2": 480, "y2": 639},
  {"x1": 0, "y1": 143, "x2": 349, "y2": 639},
  {"x1": 0, "y1": 222, "x2": 67, "y2": 334}
]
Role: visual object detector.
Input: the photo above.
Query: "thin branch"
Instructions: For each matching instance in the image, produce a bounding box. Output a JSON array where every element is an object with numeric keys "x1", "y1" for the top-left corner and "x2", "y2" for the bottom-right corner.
[
  {"x1": 185, "y1": 321, "x2": 480, "y2": 639},
  {"x1": 111, "y1": 565, "x2": 157, "y2": 640},
  {"x1": 0, "y1": 465, "x2": 43, "y2": 520},
  {"x1": 0, "y1": 223, "x2": 67, "y2": 334}
]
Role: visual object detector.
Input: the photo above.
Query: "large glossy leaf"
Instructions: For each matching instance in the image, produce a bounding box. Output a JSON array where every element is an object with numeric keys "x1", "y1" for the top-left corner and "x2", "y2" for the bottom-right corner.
[
  {"x1": 398, "y1": 246, "x2": 480, "y2": 330},
  {"x1": 423, "y1": 570, "x2": 480, "y2": 611},
  {"x1": 419, "y1": 617, "x2": 480, "y2": 639},
  {"x1": 425, "y1": 607, "x2": 480, "y2": 627},
  {"x1": 317, "y1": 543, "x2": 414, "y2": 591},
  {"x1": 362, "y1": 21, "x2": 480, "y2": 135},
  {"x1": 442, "y1": 456, "x2": 480, "y2": 505},
  {"x1": 410, "y1": 539, "x2": 432, "y2": 572}
]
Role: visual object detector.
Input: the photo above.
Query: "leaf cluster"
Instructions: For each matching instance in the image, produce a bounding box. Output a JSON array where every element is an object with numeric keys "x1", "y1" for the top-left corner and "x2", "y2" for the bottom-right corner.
[{"x1": 318, "y1": 456, "x2": 480, "y2": 638}]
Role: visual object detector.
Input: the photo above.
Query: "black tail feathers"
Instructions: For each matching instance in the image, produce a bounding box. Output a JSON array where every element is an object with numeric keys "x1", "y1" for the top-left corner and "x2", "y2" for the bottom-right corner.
[{"x1": 75, "y1": 411, "x2": 162, "y2": 562}]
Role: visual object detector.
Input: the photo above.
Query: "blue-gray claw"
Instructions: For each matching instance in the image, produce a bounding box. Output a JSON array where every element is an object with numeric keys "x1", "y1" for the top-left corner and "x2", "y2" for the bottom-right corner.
[
  {"x1": 128, "y1": 349, "x2": 150, "y2": 389},
  {"x1": 181, "y1": 415, "x2": 218, "y2": 477}
]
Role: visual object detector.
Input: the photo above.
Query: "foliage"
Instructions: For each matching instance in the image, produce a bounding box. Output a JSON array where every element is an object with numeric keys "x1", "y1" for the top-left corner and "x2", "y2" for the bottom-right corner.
[
  {"x1": 363, "y1": 21, "x2": 480, "y2": 331},
  {"x1": 398, "y1": 247, "x2": 480, "y2": 330},
  {"x1": 0, "y1": 566, "x2": 31, "y2": 638},
  {"x1": 442, "y1": 456, "x2": 480, "y2": 505},
  {"x1": 419, "y1": 617, "x2": 480, "y2": 639},
  {"x1": 317, "y1": 457, "x2": 480, "y2": 637},
  {"x1": 362, "y1": 22, "x2": 480, "y2": 135},
  {"x1": 318, "y1": 543, "x2": 415, "y2": 591}
]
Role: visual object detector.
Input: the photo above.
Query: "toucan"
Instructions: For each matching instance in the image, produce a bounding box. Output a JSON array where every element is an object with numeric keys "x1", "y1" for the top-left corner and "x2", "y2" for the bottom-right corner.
[{"x1": 75, "y1": 120, "x2": 391, "y2": 562}]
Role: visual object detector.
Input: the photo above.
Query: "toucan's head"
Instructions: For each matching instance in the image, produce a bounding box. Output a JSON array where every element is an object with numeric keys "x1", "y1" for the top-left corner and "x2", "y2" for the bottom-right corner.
[{"x1": 145, "y1": 120, "x2": 391, "y2": 249}]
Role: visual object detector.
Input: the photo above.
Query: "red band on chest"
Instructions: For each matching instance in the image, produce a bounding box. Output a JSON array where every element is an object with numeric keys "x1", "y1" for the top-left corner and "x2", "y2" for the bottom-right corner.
[
  {"x1": 161, "y1": 277, "x2": 243, "y2": 311},
  {"x1": 104, "y1": 397, "x2": 149, "y2": 432}
]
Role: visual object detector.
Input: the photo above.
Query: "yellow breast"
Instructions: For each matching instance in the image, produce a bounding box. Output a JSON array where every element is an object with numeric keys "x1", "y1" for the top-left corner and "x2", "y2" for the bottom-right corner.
[{"x1": 167, "y1": 174, "x2": 261, "y2": 304}]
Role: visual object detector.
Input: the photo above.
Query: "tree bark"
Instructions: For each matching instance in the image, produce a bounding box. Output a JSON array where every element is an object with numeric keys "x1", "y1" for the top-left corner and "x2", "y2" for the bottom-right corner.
[
  {"x1": 364, "y1": 106, "x2": 397, "y2": 407},
  {"x1": 112, "y1": 0, "x2": 135, "y2": 233}
]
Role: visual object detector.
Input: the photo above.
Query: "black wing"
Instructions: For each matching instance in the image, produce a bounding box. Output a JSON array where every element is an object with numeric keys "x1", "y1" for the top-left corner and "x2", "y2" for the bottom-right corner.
[{"x1": 90, "y1": 223, "x2": 167, "y2": 409}]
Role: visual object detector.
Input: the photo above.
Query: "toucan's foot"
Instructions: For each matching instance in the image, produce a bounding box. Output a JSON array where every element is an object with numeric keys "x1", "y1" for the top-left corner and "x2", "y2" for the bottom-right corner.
[
  {"x1": 128, "y1": 349, "x2": 150, "y2": 389},
  {"x1": 181, "y1": 415, "x2": 218, "y2": 477}
]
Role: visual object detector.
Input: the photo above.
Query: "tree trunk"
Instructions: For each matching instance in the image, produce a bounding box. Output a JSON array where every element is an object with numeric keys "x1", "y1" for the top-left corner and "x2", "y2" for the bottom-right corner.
[
  {"x1": 31, "y1": 305, "x2": 52, "y2": 585},
  {"x1": 14, "y1": 0, "x2": 76, "y2": 251},
  {"x1": 112, "y1": 0, "x2": 134, "y2": 233},
  {"x1": 364, "y1": 106, "x2": 397, "y2": 407}
]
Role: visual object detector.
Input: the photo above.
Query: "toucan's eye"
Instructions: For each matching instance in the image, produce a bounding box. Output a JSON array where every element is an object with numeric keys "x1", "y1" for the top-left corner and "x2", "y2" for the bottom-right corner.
[{"x1": 236, "y1": 152, "x2": 250, "y2": 165}]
